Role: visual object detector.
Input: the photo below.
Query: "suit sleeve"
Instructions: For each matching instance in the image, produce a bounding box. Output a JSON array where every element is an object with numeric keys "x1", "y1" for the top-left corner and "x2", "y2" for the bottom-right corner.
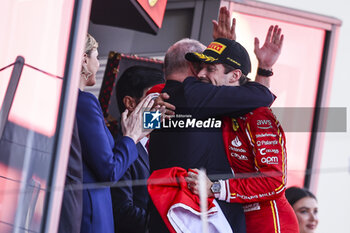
[
  {"x1": 182, "y1": 77, "x2": 274, "y2": 119},
  {"x1": 77, "y1": 92, "x2": 138, "y2": 182},
  {"x1": 111, "y1": 165, "x2": 147, "y2": 233},
  {"x1": 219, "y1": 110, "x2": 286, "y2": 203}
]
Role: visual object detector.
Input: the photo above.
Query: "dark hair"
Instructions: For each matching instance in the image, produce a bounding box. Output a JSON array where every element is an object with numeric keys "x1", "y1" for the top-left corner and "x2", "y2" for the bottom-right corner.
[
  {"x1": 285, "y1": 187, "x2": 317, "y2": 206},
  {"x1": 116, "y1": 66, "x2": 164, "y2": 113},
  {"x1": 222, "y1": 63, "x2": 250, "y2": 85}
]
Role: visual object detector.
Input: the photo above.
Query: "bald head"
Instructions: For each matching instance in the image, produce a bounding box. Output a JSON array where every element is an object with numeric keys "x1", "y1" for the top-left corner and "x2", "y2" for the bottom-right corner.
[{"x1": 164, "y1": 38, "x2": 205, "y2": 79}]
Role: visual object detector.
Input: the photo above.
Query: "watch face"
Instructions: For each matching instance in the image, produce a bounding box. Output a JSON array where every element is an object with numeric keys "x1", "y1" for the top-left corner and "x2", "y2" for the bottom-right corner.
[{"x1": 211, "y1": 182, "x2": 221, "y2": 193}]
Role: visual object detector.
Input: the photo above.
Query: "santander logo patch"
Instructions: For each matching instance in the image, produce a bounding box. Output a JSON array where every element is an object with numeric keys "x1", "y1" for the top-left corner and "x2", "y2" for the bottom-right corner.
[{"x1": 231, "y1": 136, "x2": 242, "y2": 147}]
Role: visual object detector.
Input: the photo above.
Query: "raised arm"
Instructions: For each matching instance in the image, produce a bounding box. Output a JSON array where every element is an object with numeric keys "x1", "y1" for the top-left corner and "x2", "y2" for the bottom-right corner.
[{"x1": 183, "y1": 76, "x2": 274, "y2": 119}]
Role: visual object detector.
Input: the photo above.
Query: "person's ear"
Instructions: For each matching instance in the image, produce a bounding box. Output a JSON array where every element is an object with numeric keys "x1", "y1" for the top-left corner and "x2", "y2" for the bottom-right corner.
[
  {"x1": 188, "y1": 62, "x2": 199, "y2": 76},
  {"x1": 228, "y1": 69, "x2": 241, "y2": 84},
  {"x1": 123, "y1": 96, "x2": 137, "y2": 112}
]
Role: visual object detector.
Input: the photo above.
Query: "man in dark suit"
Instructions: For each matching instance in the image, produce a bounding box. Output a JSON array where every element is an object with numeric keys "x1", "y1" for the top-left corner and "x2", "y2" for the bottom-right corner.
[
  {"x1": 111, "y1": 66, "x2": 165, "y2": 233},
  {"x1": 148, "y1": 37, "x2": 275, "y2": 233}
]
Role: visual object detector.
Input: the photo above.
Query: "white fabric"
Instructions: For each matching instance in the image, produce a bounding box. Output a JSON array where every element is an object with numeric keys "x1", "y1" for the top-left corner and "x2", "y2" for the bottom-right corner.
[
  {"x1": 139, "y1": 136, "x2": 148, "y2": 151},
  {"x1": 218, "y1": 180, "x2": 227, "y2": 201},
  {"x1": 167, "y1": 199, "x2": 233, "y2": 233}
]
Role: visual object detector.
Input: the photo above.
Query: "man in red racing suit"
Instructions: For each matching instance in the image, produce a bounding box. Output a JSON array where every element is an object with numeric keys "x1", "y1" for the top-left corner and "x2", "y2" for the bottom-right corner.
[
  {"x1": 185, "y1": 26, "x2": 299, "y2": 232},
  {"x1": 187, "y1": 106, "x2": 298, "y2": 233},
  {"x1": 219, "y1": 107, "x2": 298, "y2": 233}
]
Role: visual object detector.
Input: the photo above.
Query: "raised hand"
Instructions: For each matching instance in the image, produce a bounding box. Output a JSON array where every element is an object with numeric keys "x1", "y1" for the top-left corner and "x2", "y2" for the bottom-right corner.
[
  {"x1": 254, "y1": 25, "x2": 284, "y2": 69},
  {"x1": 213, "y1": 6, "x2": 236, "y2": 40},
  {"x1": 154, "y1": 92, "x2": 175, "y2": 119},
  {"x1": 121, "y1": 94, "x2": 154, "y2": 143}
]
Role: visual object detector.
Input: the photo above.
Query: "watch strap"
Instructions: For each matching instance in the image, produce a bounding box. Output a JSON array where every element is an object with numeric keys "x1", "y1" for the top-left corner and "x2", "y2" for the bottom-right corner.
[{"x1": 257, "y1": 67, "x2": 273, "y2": 77}]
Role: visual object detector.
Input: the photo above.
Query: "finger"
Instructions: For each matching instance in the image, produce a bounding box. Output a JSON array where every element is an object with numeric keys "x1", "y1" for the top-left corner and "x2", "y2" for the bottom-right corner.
[
  {"x1": 278, "y1": 34, "x2": 284, "y2": 48},
  {"x1": 218, "y1": 7, "x2": 225, "y2": 27},
  {"x1": 165, "y1": 109, "x2": 175, "y2": 116},
  {"x1": 272, "y1": 25, "x2": 279, "y2": 44},
  {"x1": 212, "y1": 20, "x2": 219, "y2": 30},
  {"x1": 212, "y1": 20, "x2": 219, "y2": 39},
  {"x1": 161, "y1": 92, "x2": 170, "y2": 99},
  {"x1": 273, "y1": 28, "x2": 281, "y2": 44},
  {"x1": 160, "y1": 105, "x2": 166, "y2": 114},
  {"x1": 163, "y1": 102, "x2": 176, "y2": 111},
  {"x1": 134, "y1": 95, "x2": 151, "y2": 114},
  {"x1": 192, "y1": 168, "x2": 200, "y2": 174},
  {"x1": 154, "y1": 98, "x2": 163, "y2": 107},
  {"x1": 231, "y1": 17, "x2": 236, "y2": 40},
  {"x1": 191, "y1": 173, "x2": 199, "y2": 180},
  {"x1": 186, "y1": 172, "x2": 196, "y2": 179},
  {"x1": 159, "y1": 106, "x2": 166, "y2": 121},
  {"x1": 185, "y1": 176, "x2": 194, "y2": 183},
  {"x1": 188, "y1": 173, "x2": 199, "y2": 181},
  {"x1": 193, "y1": 189, "x2": 199, "y2": 195},
  {"x1": 265, "y1": 25, "x2": 273, "y2": 43},
  {"x1": 145, "y1": 99, "x2": 155, "y2": 113},
  {"x1": 275, "y1": 28, "x2": 282, "y2": 44},
  {"x1": 218, "y1": 6, "x2": 223, "y2": 22},
  {"x1": 142, "y1": 99, "x2": 155, "y2": 114},
  {"x1": 121, "y1": 109, "x2": 128, "y2": 122},
  {"x1": 223, "y1": 7, "x2": 230, "y2": 31},
  {"x1": 134, "y1": 95, "x2": 153, "y2": 114},
  {"x1": 254, "y1": 37, "x2": 260, "y2": 52},
  {"x1": 150, "y1": 105, "x2": 161, "y2": 112}
]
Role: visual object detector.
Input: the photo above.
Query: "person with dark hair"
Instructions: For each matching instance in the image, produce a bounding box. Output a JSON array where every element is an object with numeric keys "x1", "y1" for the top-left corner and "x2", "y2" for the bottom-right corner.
[
  {"x1": 111, "y1": 65, "x2": 165, "y2": 233},
  {"x1": 116, "y1": 66, "x2": 165, "y2": 113},
  {"x1": 285, "y1": 187, "x2": 318, "y2": 233}
]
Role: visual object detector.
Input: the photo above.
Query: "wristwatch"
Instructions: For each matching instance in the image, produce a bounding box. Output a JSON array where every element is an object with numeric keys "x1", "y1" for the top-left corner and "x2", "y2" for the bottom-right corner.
[
  {"x1": 210, "y1": 181, "x2": 221, "y2": 194},
  {"x1": 257, "y1": 67, "x2": 273, "y2": 77}
]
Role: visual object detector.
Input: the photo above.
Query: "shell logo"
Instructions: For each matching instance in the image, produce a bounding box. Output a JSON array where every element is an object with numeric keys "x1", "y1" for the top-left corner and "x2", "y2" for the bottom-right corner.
[{"x1": 148, "y1": 0, "x2": 158, "y2": 7}]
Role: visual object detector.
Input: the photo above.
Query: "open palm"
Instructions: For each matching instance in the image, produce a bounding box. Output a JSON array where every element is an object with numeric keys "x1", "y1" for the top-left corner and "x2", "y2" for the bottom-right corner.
[{"x1": 254, "y1": 25, "x2": 284, "y2": 69}]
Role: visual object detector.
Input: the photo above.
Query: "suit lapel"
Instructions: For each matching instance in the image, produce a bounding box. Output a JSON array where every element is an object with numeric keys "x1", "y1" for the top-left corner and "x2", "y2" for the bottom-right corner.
[{"x1": 136, "y1": 142, "x2": 150, "y2": 171}]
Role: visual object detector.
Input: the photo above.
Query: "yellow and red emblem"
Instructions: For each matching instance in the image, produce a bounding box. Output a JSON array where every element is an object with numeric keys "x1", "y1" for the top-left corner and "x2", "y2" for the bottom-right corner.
[
  {"x1": 148, "y1": 0, "x2": 158, "y2": 7},
  {"x1": 206, "y1": 42, "x2": 226, "y2": 54}
]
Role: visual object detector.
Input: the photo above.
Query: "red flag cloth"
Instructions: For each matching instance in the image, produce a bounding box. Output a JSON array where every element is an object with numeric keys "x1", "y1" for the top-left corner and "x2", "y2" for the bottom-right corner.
[
  {"x1": 146, "y1": 83, "x2": 165, "y2": 95},
  {"x1": 147, "y1": 167, "x2": 232, "y2": 233}
]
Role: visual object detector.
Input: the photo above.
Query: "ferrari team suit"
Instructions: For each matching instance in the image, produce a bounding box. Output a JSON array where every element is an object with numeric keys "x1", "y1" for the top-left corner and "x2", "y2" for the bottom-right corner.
[{"x1": 219, "y1": 107, "x2": 298, "y2": 233}]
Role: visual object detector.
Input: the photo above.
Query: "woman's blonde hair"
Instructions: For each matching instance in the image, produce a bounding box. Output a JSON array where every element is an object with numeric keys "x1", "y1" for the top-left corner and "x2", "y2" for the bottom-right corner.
[{"x1": 85, "y1": 33, "x2": 98, "y2": 56}]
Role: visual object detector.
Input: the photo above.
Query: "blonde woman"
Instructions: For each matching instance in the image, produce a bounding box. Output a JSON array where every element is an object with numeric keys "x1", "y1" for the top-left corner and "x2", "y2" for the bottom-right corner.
[{"x1": 77, "y1": 34, "x2": 155, "y2": 233}]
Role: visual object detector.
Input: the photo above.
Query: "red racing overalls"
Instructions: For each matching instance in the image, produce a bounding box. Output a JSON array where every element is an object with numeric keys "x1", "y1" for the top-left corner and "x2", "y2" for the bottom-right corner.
[{"x1": 220, "y1": 107, "x2": 298, "y2": 233}]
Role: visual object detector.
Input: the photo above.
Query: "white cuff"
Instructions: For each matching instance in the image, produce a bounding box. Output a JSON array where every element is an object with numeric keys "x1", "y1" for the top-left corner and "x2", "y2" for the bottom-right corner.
[{"x1": 215, "y1": 180, "x2": 227, "y2": 201}]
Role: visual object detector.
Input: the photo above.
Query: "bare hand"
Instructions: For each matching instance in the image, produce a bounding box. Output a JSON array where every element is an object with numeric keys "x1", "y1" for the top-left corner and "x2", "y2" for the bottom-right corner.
[
  {"x1": 154, "y1": 92, "x2": 175, "y2": 119},
  {"x1": 121, "y1": 94, "x2": 154, "y2": 143},
  {"x1": 185, "y1": 168, "x2": 214, "y2": 197},
  {"x1": 213, "y1": 6, "x2": 236, "y2": 40},
  {"x1": 254, "y1": 25, "x2": 284, "y2": 69}
]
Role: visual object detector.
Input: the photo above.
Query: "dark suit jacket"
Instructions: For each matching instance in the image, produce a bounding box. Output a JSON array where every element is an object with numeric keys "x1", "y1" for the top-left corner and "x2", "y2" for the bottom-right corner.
[
  {"x1": 111, "y1": 141, "x2": 150, "y2": 233},
  {"x1": 58, "y1": 119, "x2": 83, "y2": 233},
  {"x1": 149, "y1": 77, "x2": 274, "y2": 233},
  {"x1": 76, "y1": 90, "x2": 138, "y2": 233}
]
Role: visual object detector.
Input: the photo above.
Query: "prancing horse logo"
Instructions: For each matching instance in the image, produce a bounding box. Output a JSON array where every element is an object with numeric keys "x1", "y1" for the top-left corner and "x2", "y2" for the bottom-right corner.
[{"x1": 148, "y1": 0, "x2": 158, "y2": 7}]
